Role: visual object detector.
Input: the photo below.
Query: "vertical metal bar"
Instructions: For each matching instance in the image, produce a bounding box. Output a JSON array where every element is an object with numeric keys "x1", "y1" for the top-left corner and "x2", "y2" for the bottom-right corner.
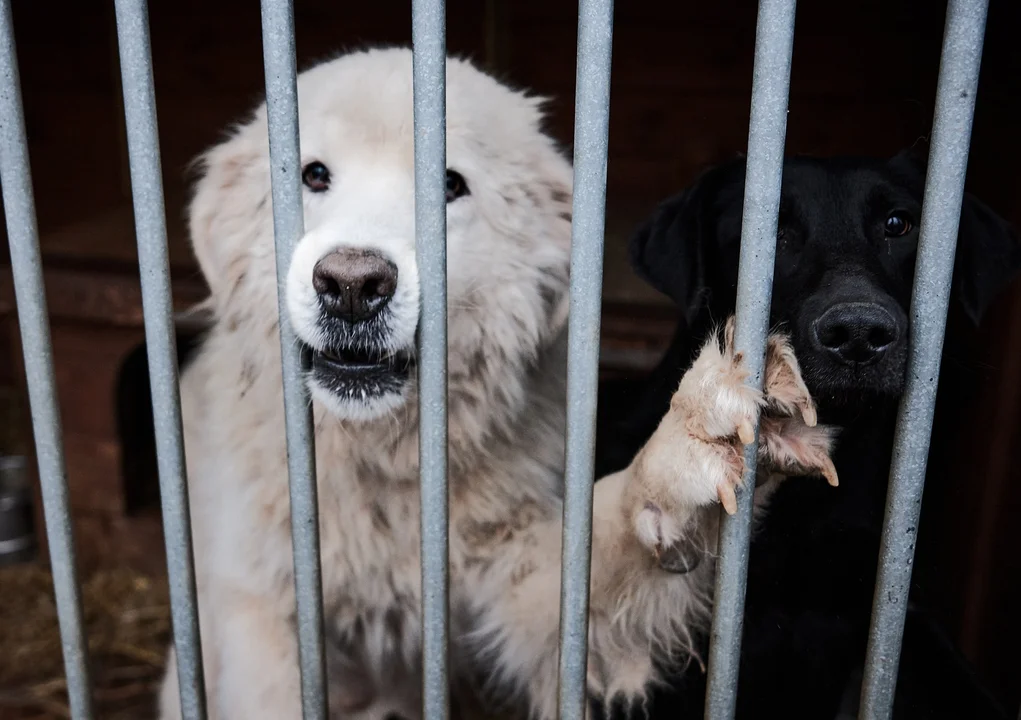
[
  {"x1": 111, "y1": 3, "x2": 207, "y2": 717},
  {"x1": 703, "y1": 1, "x2": 796, "y2": 718},
  {"x1": 555, "y1": 1, "x2": 614, "y2": 719},
  {"x1": 0, "y1": 1, "x2": 95, "y2": 717},
  {"x1": 858, "y1": 1, "x2": 989, "y2": 717},
  {"x1": 259, "y1": 2, "x2": 328, "y2": 718},
  {"x1": 411, "y1": 2, "x2": 450, "y2": 719}
]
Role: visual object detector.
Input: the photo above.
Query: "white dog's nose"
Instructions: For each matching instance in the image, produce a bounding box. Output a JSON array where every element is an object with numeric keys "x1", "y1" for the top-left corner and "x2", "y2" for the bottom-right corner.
[{"x1": 313, "y1": 249, "x2": 398, "y2": 324}]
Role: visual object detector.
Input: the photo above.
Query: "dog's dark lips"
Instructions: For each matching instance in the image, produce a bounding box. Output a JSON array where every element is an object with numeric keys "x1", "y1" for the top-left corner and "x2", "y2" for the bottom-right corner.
[
  {"x1": 307, "y1": 343, "x2": 416, "y2": 400},
  {"x1": 317, "y1": 346, "x2": 383, "y2": 370},
  {"x1": 311, "y1": 345, "x2": 413, "y2": 374},
  {"x1": 801, "y1": 365, "x2": 908, "y2": 414}
]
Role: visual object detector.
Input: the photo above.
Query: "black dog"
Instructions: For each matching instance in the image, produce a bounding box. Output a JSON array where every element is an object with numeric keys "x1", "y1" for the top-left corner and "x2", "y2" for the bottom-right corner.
[{"x1": 594, "y1": 147, "x2": 1021, "y2": 719}]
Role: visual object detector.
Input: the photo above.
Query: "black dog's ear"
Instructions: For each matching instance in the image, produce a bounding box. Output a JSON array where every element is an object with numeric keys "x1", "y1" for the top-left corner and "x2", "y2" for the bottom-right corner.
[
  {"x1": 627, "y1": 160, "x2": 744, "y2": 324},
  {"x1": 627, "y1": 190, "x2": 706, "y2": 311},
  {"x1": 892, "y1": 140, "x2": 931, "y2": 174},
  {"x1": 954, "y1": 193, "x2": 1021, "y2": 326}
]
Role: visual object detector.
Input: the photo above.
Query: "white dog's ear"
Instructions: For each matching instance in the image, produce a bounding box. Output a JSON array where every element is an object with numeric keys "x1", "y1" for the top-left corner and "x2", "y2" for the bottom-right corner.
[{"x1": 187, "y1": 127, "x2": 271, "y2": 314}]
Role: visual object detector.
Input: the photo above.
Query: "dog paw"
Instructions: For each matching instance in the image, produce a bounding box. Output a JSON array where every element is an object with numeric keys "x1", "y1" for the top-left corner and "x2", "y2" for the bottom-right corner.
[
  {"x1": 758, "y1": 416, "x2": 839, "y2": 487},
  {"x1": 674, "y1": 316, "x2": 764, "y2": 447},
  {"x1": 627, "y1": 318, "x2": 762, "y2": 561},
  {"x1": 756, "y1": 331, "x2": 839, "y2": 487},
  {"x1": 627, "y1": 316, "x2": 839, "y2": 567},
  {"x1": 632, "y1": 501, "x2": 705, "y2": 574},
  {"x1": 762, "y1": 331, "x2": 818, "y2": 428}
]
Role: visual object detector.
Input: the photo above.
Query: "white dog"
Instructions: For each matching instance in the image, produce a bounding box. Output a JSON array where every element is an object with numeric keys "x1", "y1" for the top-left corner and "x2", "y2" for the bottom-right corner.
[{"x1": 157, "y1": 47, "x2": 837, "y2": 720}]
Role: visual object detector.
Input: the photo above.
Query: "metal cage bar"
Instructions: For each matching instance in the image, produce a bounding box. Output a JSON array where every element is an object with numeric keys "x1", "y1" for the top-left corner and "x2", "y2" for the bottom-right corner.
[
  {"x1": 858, "y1": 1, "x2": 990, "y2": 717},
  {"x1": 411, "y1": 1, "x2": 451, "y2": 719},
  {"x1": 0, "y1": 1, "x2": 95, "y2": 717},
  {"x1": 704, "y1": 0, "x2": 797, "y2": 717},
  {"x1": 259, "y1": 1, "x2": 329, "y2": 717},
  {"x1": 555, "y1": 1, "x2": 615, "y2": 719},
  {"x1": 111, "y1": 2, "x2": 207, "y2": 717}
]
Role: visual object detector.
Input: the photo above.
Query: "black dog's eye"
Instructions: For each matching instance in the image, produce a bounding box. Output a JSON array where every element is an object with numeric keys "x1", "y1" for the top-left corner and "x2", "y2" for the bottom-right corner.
[
  {"x1": 884, "y1": 211, "x2": 913, "y2": 238},
  {"x1": 446, "y1": 170, "x2": 470, "y2": 203},
  {"x1": 302, "y1": 161, "x2": 331, "y2": 192}
]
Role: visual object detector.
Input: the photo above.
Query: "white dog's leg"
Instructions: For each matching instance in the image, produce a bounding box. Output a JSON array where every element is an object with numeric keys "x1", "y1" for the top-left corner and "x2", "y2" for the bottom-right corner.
[
  {"x1": 473, "y1": 316, "x2": 837, "y2": 719},
  {"x1": 158, "y1": 603, "x2": 220, "y2": 720},
  {"x1": 212, "y1": 593, "x2": 302, "y2": 719},
  {"x1": 158, "y1": 645, "x2": 184, "y2": 720}
]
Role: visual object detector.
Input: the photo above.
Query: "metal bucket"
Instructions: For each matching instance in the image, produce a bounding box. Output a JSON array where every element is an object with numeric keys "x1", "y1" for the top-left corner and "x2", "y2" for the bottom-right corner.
[{"x1": 0, "y1": 455, "x2": 36, "y2": 566}]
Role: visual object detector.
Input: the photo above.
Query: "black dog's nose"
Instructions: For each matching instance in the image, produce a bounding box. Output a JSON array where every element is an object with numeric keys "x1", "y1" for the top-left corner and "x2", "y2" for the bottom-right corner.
[
  {"x1": 312, "y1": 249, "x2": 397, "y2": 323},
  {"x1": 814, "y1": 303, "x2": 899, "y2": 366}
]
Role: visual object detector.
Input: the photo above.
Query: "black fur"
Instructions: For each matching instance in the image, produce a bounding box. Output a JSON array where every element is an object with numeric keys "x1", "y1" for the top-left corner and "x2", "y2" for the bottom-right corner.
[{"x1": 595, "y1": 147, "x2": 1021, "y2": 719}]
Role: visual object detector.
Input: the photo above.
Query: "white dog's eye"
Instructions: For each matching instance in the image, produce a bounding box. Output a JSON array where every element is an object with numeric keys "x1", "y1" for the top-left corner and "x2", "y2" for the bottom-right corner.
[
  {"x1": 445, "y1": 170, "x2": 470, "y2": 203},
  {"x1": 302, "y1": 161, "x2": 331, "y2": 193}
]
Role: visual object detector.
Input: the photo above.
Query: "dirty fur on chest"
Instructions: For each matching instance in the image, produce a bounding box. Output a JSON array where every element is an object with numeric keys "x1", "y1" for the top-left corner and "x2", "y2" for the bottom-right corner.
[{"x1": 316, "y1": 471, "x2": 557, "y2": 702}]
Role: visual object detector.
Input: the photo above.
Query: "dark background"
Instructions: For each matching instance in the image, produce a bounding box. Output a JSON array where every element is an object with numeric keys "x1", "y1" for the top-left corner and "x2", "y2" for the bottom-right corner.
[{"x1": 0, "y1": 0, "x2": 1018, "y2": 713}]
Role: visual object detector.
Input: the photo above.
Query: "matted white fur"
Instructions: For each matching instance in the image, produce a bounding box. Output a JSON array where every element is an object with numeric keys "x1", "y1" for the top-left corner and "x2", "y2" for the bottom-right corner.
[{"x1": 156, "y1": 47, "x2": 837, "y2": 720}]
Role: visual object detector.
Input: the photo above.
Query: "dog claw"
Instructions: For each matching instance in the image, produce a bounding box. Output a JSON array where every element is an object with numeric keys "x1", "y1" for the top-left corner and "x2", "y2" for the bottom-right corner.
[
  {"x1": 737, "y1": 420, "x2": 755, "y2": 445},
  {"x1": 821, "y1": 456, "x2": 839, "y2": 487},
  {"x1": 717, "y1": 483, "x2": 738, "y2": 515},
  {"x1": 802, "y1": 404, "x2": 818, "y2": 428}
]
